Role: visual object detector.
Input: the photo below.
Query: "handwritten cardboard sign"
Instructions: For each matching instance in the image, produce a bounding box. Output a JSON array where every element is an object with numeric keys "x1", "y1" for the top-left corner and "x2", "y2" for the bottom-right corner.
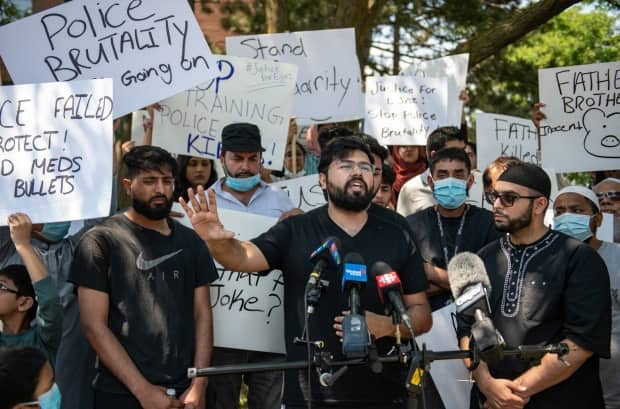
[
  {"x1": 226, "y1": 28, "x2": 364, "y2": 123},
  {"x1": 364, "y1": 75, "x2": 448, "y2": 145},
  {"x1": 271, "y1": 174, "x2": 326, "y2": 212},
  {"x1": 0, "y1": 79, "x2": 113, "y2": 224},
  {"x1": 0, "y1": 0, "x2": 218, "y2": 118},
  {"x1": 538, "y1": 61, "x2": 620, "y2": 172},
  {"x1": 476, "y1": 112, "x2": 539, "y2": 171},
  {"x1": 401, "y1": 53, "x2": 469, "y2": 127},
  {"x1": 152, "y1": 56, "x2": 297, "y2": 170},
  {"x1": 172, "y1": 203, "x2": 285, "y2": 353}
]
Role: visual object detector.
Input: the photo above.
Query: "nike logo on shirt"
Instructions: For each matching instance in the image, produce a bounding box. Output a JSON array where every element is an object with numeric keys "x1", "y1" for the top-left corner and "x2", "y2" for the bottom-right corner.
[{"x1": 136, "y1": 249, "x2": 183, "y2": 270}]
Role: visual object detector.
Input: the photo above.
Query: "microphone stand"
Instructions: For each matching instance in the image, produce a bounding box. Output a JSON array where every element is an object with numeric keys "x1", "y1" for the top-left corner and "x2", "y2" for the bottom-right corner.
[{"x1": 188, "y1": 343, "x2": 570, "y2": 409}]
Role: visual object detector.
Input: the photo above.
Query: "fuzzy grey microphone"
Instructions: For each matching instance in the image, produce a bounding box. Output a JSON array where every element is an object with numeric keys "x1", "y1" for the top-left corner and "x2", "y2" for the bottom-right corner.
[
  {"x1": 447, "y1": 252, "x2": 492, "y2": 317},
  {"x1": 448, "y1": 252, "x2": 504, "y2": 363}
]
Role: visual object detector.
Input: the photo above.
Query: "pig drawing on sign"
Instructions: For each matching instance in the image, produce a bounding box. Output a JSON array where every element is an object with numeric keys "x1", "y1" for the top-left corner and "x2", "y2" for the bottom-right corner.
[{"x1": 583, "y1": 107, "x2": 620, "y2": 158}]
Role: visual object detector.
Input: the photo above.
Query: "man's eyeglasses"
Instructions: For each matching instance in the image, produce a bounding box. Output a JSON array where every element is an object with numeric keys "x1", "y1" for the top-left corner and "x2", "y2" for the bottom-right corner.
[
  {"x1": 596, "y1": 191, "x2": 620, "y2": 202},
  {"x1": 485, "y1": 190, "x2": 541, "y2": 207},
  {"x1": 0, "y1": 283, "x2": 18, "y2": 294},
  {"x1": 334, "y1": 160, "x2": 375, "y2": 175}
]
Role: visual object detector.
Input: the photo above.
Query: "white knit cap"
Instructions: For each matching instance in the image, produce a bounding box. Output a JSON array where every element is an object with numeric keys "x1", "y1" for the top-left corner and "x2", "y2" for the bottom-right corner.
[{"x1": 555, "y1": 185, "x2": 600, "y2": 211}]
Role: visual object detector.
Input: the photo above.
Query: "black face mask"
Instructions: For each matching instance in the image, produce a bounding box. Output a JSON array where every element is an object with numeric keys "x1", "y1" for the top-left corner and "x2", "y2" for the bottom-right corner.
[{"x1": 132, "y1": 194, "x2": 173, "y2": 220}]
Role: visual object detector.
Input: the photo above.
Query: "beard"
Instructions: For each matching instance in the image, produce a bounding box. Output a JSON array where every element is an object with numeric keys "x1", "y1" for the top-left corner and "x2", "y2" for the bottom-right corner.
[
  {"x1": 495, "y1": 201, "x2": 533, "y2": 233},
  {"x1": 326, "y1": 177, "x2": 374, "y2": 212},
  {"x1": 132, "y1": 194, "x2": 173, "y2": 220}
]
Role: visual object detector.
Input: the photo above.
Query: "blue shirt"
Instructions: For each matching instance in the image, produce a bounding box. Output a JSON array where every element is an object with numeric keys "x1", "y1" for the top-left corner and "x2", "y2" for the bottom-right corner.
[{"x1": 213, "y1": 179, "x2": 295, "y2": 218}]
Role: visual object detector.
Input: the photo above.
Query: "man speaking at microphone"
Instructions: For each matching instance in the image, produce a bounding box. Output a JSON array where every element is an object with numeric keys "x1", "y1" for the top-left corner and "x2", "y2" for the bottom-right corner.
[
  {"x1": 458, "y1": 163, "x2": 611, "y2": 409},
  {"x1": 181, "y1": 136, "x2": 432, "y2": 409}
]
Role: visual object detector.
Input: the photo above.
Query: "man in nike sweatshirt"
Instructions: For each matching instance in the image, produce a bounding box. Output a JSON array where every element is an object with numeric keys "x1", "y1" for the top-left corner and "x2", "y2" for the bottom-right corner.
[{"x1": 69, "y1": 146, "x2": 219, "y2": 409}]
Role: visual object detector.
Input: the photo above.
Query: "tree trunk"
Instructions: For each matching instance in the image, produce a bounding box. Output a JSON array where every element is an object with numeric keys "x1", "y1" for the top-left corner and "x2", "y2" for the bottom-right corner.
[
  {"x1": 334, "y1": 0, "x2": 389, "y2": 73},
  {"x1": 265, "y1": 0, "x2": 290, "y2": 33},
  {"x1": 454, "y1": 0, "x2": 582, "y2": 67}
]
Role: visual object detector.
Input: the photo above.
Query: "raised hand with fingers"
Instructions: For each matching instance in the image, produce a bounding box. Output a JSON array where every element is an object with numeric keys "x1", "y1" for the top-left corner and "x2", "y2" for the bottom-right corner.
[
  {"x1": 178, "y1": 185, "x2": 235, "y2": 243},
  {"x1": 531, "y1": 102, "x2": 547, "y2": 129},
  {"x1": 7, "y1": 213, "x2": 33, "y2": 248}
]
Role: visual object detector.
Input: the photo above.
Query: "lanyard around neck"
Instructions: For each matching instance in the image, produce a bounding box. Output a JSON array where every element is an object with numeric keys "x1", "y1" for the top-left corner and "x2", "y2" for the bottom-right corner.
[{"x1": 435, "y1": 205, "x2": 469, "y2": 264}]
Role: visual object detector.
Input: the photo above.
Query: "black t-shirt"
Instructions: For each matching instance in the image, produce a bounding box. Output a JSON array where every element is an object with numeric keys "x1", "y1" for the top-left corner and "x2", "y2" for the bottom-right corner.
[
  {"x1": 461, "y1": 230, "x2": 611, "y2": 408},
  {"x1": 69, "y1": 214, "x2": 218, "y2": 394},
  {"x1": 406, "y1": 205, "x2": 501, "y2": 310},
  {"x1": 251, "y1": 205, "x2": 428, "y2": 408}
]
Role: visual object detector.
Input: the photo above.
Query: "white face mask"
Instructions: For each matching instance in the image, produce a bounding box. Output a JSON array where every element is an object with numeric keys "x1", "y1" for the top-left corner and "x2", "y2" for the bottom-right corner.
[{"x1": 284, "y1": 169, "x2": 306, "y2": 178}]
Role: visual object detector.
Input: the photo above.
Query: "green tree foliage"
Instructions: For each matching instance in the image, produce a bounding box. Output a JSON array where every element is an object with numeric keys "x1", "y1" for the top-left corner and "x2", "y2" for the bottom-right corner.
[
  {"x1": 469, "y1": 6, "x2": 620, "y2": 119},
  {"x1": 0, "y1": 0, "x2": 27, "y2": 26}
]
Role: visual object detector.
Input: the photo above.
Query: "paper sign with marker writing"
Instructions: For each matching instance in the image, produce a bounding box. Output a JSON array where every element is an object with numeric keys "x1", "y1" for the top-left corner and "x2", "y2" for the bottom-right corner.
[
  {"x1": 226, "y1": 28, "x2": 364, "y2": 123},
  {"x1": 538, "y1": 61, "x2": 620, "y2": 172},
  {"x1": 402, "y1": 53, "x2": 469, "y2": 127},
  {"x1": 0, "y1": 79, "x2": 113, "y2": 225},
  {"x1": 173, "y1": 203, "x2": 285, "y2": 353},
  {"x1": 364, "y1": 75, "x2": 448, "y2": 145},
  {"x1": 0, "y1": 0, "x2": 218, "y2": 118},
  {"x1": 152, "y1": 56, "x2": 297, "y2": 170},
  {"x1": 272, "y1": 174, "x2": 326, "y2": 212},
  {"x1": 476, "y1": 112, "x2": 539, "y2": 171}
]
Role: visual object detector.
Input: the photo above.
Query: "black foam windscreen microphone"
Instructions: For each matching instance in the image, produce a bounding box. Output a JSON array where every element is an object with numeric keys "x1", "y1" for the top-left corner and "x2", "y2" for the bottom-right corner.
[
  {"x1": 305, "y1": 237, "x2": 342, "y2": 314},
  {"x1": 370, "y1": 261, "x2": 413, "y2": 334},
  {"x1": 447, "y1": 252, "x2": 504, "y2": 364}
]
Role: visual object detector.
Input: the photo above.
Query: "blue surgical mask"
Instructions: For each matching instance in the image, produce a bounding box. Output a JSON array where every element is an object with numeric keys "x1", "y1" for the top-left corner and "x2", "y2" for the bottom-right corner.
[
  {"x1": 432, "y1": 177, "x2": 468, "y2": 209},
  {"x1": 225, "y1": 173, "x2": 261, "y2": 192},
  {"x1": 20, "y1": 383, "x2": 62, "y2": 409},
  {"x1": 554, "y1": 213, "x2": 593, "y2": 242},
  {"x1": 40, "y1": 221, "x2": 71, "y2": 242}
]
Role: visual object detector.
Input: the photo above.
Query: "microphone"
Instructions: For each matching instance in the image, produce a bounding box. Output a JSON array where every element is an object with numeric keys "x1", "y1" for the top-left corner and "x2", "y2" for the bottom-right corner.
[
  {"x1": 370, "y1": 262, "x2": 413, "y2": 334},
  {"x1": 341, "y1": 253, "x2": 370, "y2": 358},
  {"x1": 447, "y1": 252, "x2": 504, "y2": 364},
  {"x1": 306, "y1": 237, "x2": 341, "y2": 313}
]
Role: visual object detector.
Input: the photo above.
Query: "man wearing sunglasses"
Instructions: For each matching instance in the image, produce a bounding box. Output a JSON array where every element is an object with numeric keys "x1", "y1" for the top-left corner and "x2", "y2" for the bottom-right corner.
[
  {"x1": 459, "y1": 163, "x2": 611, "y2": 409},
  {"x1": 593, "y1": 177, "x2": 620, "y2": 244},
  {"x1": 552, "y1": 185, "x2": 620, "y2": 408}
]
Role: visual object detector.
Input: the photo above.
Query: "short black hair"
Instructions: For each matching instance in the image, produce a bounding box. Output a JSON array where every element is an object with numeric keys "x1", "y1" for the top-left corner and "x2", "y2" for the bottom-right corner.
[
  {"x1": 426, "y1": 126, "x2": 466, "y2": 155},
  {"x1": 0, "y1": 347, "x2": 47, "y2": 409},
  {"x1": 0, "y1": 265, "x2": 36, "y2": 322},
  {"x1": 429, "y1": 147, "x2": 471, "y2": 174},
  {"x1": 318, "y1": 136, "x2": 374, "y2": 174},
  {"x1": 358, "y1": 133, "x2": 388, "y2": 163},
  {"x1": 318, "y1": 126, "x2": 355, "y2": 151},
  {"x1": 123, "y1": 145, "x2": 178, "y2": 179},
  {"x1": 381, "y1": 163, "x2": 396, "y2": 186}
]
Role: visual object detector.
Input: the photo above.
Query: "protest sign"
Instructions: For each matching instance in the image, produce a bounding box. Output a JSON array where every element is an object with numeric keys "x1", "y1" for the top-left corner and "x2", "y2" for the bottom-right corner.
[
  {"x1": 402, "y1": 53, "x2": 469, "y2": 127},
  {"x1": 596, "y1": 212, "x2": 614, "y2": 242},
  {"x1": 152, "y1": 56, "x2": 297, "y2": 170},
  {"x1": 173, "y1": 203, "x2": 285, "y2": 353},
  {"x1": 226, "y1": 28, "x2": 364, "y2": 123},
  {"x1": 0, "y1": 0, "x2": 218, "y2": 118},
  {"x1": 0, "y1": 79, "x2": 113, "y2": 225},
  {"x1": 475, "y1": 112, "x2": 539, "y2": 171},
  {"x1": 364, "y1": 75, "x2": 448, "y2": 145},
  {"x1": 538, "y1": 61, "x2": 620, "y2": 172},
  {"x1": 272, "y1": 174, "x2": 326, "y2": 212},
  {"x1": 415, "y1": 303, "x2": 470, "y2": 408}
]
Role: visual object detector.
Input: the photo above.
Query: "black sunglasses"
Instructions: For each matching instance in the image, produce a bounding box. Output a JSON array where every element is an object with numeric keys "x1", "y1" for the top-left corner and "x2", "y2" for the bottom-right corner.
[
  {"x1": 596, "y1": 191, "x2": 620, "y2": 202},
  {"x1": 485, "y1": 190, "x2": 541, "y2": 207}
]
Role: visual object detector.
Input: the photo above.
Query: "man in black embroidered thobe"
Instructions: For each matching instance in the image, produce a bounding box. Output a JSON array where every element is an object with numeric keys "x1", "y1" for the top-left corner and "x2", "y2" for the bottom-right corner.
[{"x1": 458, "y1": 163, "x2": 611, "y2": 409}]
